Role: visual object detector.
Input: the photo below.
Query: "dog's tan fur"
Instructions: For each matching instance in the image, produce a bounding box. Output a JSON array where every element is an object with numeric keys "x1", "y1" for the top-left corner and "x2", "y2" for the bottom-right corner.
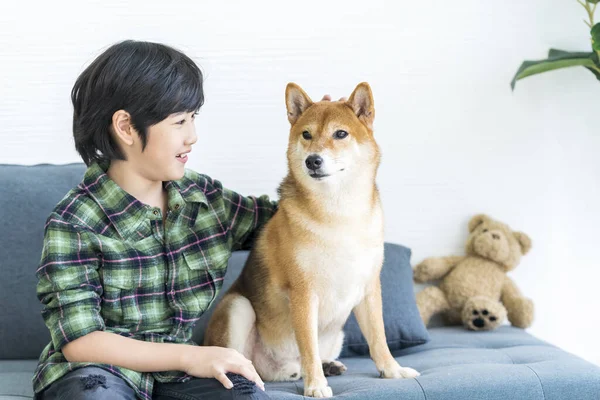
[{"x1": 204, "y1": 83, "x2": 419, "y2": 398}]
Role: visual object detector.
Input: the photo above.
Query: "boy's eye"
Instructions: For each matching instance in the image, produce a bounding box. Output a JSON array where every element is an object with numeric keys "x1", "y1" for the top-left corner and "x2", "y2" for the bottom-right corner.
[{"x1": 176, "y1": 119, "x2": 186, "y2": 125}]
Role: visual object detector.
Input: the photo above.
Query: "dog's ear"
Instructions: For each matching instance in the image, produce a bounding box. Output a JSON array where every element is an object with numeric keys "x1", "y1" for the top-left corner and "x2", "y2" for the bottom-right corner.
[
  {"x1": 513, "y1": 231, "x2": 532, "y2": 255},
  {"x1": 468, "y1": 214, "x2": 490, "y2": 233},
  {"x1": 347, "y1": 82, "x2": 375, "y2": 129},
  {"x1": 286, "y1": 83, "x2": 313, "y2": 125}
]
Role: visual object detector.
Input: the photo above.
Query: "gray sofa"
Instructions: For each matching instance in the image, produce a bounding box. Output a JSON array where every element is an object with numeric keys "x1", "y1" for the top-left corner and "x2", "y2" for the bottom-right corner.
[{"x1": 1, "y1": 163, "x2": 599, "y2": 400}]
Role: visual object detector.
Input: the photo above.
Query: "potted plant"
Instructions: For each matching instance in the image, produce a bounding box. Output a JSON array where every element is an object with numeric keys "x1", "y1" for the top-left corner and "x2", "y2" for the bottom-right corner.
[{"x1": 512, "y1": 0, "x2": 600, "y2": 89}]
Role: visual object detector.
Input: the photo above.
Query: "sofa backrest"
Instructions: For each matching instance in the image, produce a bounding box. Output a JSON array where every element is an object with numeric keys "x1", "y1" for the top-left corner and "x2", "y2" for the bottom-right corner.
[
  {"x1": 0, "y1": 163, "x2": 87, "y2": 359},
  {"x1": 0, "y1": 162, "x2": 433, "y2": 360}
]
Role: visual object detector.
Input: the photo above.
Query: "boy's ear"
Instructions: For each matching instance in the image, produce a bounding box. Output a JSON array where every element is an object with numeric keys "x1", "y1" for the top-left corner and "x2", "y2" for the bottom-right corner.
[
  {"x1": 111, "y1": 110, "x2": 135, "y2": 146},
  {"x1": 286, "y1": 83, "x2": 313, "y2": 125},
  {"x1": 347, "y1": 82, "x2": 375, "y2": 129}
]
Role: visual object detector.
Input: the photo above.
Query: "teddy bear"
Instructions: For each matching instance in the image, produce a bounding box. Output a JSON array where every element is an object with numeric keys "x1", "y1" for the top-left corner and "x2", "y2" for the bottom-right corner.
[{"x1": 413, "y1": 214, "x2": 534, "y2": 331}]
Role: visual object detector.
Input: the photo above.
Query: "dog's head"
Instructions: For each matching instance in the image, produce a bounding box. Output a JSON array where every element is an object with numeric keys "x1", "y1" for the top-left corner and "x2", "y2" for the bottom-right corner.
[
  {"x1": 284, "y1": 82, "x2": 380, "y2": 187},
  {"x1": 465, "y1": 214, "x2": 532, "y2": 271}
]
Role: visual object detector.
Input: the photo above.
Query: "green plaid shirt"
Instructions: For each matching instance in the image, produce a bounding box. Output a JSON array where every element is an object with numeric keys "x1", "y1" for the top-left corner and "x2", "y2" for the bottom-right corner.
[{"x1": 33, "y1": 160, "x2": 277, "y2": 400}]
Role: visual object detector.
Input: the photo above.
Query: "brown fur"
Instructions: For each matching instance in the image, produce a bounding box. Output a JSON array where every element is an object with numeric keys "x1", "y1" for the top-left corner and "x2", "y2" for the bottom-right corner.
[
  {"x1": 204, "y1": 83, "x2": 419, "y2": 398},
  {"x1": 414, "y1": 214, "x2": 534, "y2": 331}
]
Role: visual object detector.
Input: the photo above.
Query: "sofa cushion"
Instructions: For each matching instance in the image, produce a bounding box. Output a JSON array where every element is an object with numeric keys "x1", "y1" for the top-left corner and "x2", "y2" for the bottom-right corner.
[
  {"x1": 341, "y1": 243, "x2": 429, "y2": 355},
  {"x1": 5, "y1": 327, "x2": 600, "y2": 399},
  {"x1": 0, "y1": 163, "x2": 86, "y2": 360}
]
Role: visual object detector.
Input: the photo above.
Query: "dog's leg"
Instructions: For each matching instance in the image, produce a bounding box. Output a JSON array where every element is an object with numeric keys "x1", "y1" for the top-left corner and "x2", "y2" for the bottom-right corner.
[
  {"x1": 353, "y1": 275, "x2": 420, "y2": 379},
  {"x1": 290, "y1": 289, "x2": 332, "y2": 398},
  {"x1": 254, "y1": 347, "x2": 302, "y2": 382},
  {"x1": 225, "y1": 295, "x2": 257, "y2": 356},
  {"x1": 203, "y1": 293, "x2": 256, "y2": 359},
  {"x1": 320, "y1": 331, "x2": 347, "y2": 377}
]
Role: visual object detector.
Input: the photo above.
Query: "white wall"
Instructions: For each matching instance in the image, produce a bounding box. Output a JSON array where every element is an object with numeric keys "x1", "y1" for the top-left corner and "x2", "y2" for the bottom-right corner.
[{"x1": 1, "y1": 1, "x2": 599, "y2": 366}]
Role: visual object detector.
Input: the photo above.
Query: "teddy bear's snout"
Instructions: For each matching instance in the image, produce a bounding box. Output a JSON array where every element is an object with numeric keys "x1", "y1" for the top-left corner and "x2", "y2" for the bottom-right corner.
[{"x1": 473, "y1": 318, "x2": 485, "y2": 328}]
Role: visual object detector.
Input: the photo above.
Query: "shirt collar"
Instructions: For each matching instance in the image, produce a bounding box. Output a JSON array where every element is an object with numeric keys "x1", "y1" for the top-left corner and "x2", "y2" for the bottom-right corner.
[{"x1": 80, "y1": 160, "x2": 207, "y2": 240}]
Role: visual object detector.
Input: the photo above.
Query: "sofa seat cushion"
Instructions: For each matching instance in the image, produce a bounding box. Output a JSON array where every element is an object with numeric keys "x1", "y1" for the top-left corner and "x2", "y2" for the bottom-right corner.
[{"x1": 4, "y1": 327, "x2": 599, "y2": 399}]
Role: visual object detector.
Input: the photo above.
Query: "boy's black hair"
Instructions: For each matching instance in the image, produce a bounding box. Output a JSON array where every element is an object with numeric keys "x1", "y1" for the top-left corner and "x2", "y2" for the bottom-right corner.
[{"x1": 71, "y1": 40, "x2": 204, "y2": 166}]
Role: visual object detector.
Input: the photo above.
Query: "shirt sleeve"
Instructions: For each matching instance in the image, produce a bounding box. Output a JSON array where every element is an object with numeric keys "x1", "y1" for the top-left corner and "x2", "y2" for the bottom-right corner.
[
  {"x1": 35, "y1": 213, "x2": 105, "y2": 352},
  {"x1": 218, "y1": 182, "x2": 278, "y2": 251}
]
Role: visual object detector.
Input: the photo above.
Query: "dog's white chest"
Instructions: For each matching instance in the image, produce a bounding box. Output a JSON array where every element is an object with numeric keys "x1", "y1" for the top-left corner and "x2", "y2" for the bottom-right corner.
[{"x1": 294, "y1": 218, "x2": 384, "y2": 326}]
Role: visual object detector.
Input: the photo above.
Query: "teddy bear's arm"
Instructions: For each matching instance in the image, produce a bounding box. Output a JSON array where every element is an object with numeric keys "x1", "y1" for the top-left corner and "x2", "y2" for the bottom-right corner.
[
  {"x1": 501, "y1": 276, "x2": 534, "y2": 329},
  {"x1": 413, "y1": 256, "x2": 465, "y2": 282}
]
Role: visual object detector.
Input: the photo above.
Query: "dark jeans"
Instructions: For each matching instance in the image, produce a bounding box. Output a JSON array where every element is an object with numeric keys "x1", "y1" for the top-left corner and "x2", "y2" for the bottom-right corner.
[{"x1": 37, "y1": 366, "x2": 271, "y2": 400}]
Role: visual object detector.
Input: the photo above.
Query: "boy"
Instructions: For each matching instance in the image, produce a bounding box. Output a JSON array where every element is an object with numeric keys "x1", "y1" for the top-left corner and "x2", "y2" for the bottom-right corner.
[{"x1": 33, "y1": 40, "x2": 278, "y2": 400}]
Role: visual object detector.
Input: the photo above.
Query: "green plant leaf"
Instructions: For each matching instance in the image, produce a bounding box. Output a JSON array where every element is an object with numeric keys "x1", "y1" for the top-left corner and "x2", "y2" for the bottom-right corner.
[
  {"x1": 587, "y1": 0, "x2": 600, "y2": 4},
  {"x1": 548, "y1": 48, "x2": 600, "y2": 80},
  {"x1": 511, "y1": 49, "x2": 598, "y2": 89},
  {"x1": 592, "y1": 23, "x2": 600, "y2": 51}
]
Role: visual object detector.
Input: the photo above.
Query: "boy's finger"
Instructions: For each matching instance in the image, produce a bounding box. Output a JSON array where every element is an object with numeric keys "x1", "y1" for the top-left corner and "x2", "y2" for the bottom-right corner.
[
  {"x1": 215, "y1": 372, "x2": 233, "y2": 389},
  {"x1": 338, "y1": 96, "x2": 348, "y2": 101},
  {"x1": 230, "y1": 365, "x2": 265, "y2": 391},
  {"x1": 321, "y1": 94, "x2": 332, "y2": 101}
]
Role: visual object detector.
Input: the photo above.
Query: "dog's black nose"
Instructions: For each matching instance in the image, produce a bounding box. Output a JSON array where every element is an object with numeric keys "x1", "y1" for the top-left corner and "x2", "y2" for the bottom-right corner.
[
  {"x1": 305, "y1": 155, "x2": 323, "y2": 170},
  {"x1": 473, "y1": 318, "x2": 485, "y2": 328}
]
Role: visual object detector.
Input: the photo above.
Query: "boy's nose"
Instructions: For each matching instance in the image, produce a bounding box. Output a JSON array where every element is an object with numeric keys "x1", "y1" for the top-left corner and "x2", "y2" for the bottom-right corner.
[
  {"x1": 186, "y1": 127, "x2": 198, "y2": 145},
  {"x1": 305, "y1": 155, "x2": 323, "y2": 170}
]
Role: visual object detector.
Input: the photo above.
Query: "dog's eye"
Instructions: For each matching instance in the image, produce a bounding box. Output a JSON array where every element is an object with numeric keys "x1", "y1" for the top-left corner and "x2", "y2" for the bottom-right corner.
[
  {"x1": 482, "y1": 229, "x2": 488, "y2": 233},
  {"x1": 302, "y1": 131, "x2": 312, "y2": 140},
  {"x1": 334, "y1": 130, "x2": 348, "y2": 139}
]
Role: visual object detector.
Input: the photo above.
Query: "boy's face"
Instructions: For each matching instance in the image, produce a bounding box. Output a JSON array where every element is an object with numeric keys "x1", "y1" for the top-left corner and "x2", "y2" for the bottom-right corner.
[{"x1": 129, "y1": 111, "x2": 198, "y2": 182}]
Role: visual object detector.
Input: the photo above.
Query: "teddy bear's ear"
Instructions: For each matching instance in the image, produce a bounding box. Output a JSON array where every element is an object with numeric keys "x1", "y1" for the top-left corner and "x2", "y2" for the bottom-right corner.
[
  {"x1": 468, "y1": 214, "x2": 489, "y2": 233},
  {"x1": 514, "y1": 231, "x2": 532, "y2": 255}
]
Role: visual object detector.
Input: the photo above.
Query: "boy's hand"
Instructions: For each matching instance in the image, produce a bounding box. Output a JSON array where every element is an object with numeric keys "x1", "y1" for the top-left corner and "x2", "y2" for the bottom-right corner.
[
  {"x1": 321, "y1": 94, "x2": 347, "y2": 102},
  {"x1": 180, "y1": 346, "x2": 265, "y2": 391}
]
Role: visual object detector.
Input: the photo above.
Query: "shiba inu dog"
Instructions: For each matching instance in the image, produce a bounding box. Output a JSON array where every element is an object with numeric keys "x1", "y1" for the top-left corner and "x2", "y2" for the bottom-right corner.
[{"x1": 204, "y1": 82, "x2": 420, "y2": 398}]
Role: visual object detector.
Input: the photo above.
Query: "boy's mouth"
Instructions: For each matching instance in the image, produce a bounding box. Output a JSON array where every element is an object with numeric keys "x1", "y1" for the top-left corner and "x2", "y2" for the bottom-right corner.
[{"x1": 176, "y1": 153, "x2": 189, "y2": 163}]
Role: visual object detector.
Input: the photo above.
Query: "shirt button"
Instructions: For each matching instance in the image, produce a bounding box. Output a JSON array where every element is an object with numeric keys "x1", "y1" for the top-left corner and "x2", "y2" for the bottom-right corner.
[
  {"x1": 174, "y1": 204, "x2": 180, "y2": 210},
  {"x1": 153, "y1": 210, "x2": 159, "y2": 216}
]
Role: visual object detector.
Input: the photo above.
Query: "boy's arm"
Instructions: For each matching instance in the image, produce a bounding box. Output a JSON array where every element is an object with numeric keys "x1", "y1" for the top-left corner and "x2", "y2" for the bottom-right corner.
[
  {"x1": 63, "y1": 330, "x2": 265, "y2": 391},
  {"x1": 38, "y1": 215, "x2": 263, "y2": 386},
  {"x1": 63, "y1": 330, "x2": 188, "y2": 371},
  {"x1": 219, "y1": 184, "x2": 278, "y2": 250},
  {"x1": 36, "y1": 215, "x2": 187, "y2": 371},
  {"x1": 36, "y1": 214, "x2": 106, "y2": 354}
]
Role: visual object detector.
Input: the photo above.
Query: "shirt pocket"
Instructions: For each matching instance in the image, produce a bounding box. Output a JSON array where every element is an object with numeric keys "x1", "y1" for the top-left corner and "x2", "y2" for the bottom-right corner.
[
  {"x1": 180, "y1": 241, "x2": 230, "y2": 314},
  {"x1": 100, "y1": 241, "x2": 163, "y2": 328}
]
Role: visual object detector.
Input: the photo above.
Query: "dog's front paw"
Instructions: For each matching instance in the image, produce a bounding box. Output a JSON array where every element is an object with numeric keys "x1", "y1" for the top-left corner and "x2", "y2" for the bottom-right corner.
[
  {"x1": 380, "y1": 361, "x2": 420, "y2": 379},
  {"x1": 304, "y1": 382, "x2": 333, "y2": 398}
]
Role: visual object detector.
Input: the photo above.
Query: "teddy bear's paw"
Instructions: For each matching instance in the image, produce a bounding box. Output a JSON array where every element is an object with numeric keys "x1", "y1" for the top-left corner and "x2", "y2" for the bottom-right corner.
[
  {"x1": 413, "y1": 258, "x2": 443, "y2": 282},
  {"x1": 507, "y1": 297, "x2": 534, "y2": 328},
  {"x1": 462, "y1": 297, "x2": 507, "y2": 331},
  {"x1": 469, "y1": 308, "x2": 502, "y2": 331}
]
